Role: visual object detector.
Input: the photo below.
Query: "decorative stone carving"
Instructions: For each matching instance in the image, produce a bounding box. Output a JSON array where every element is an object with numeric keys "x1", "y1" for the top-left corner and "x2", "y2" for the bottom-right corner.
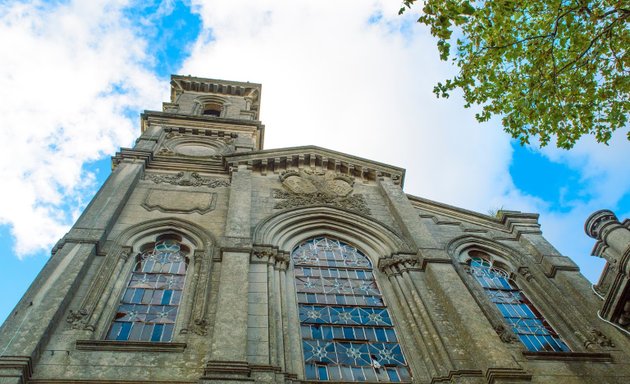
[
  {"x1": 186, "y1": 318, "x2": 209, "y2": 336},
  {"x1": 158, "y1": 147, "x2": 175, "y2": 156},
  {"x1": 618, "y1": 299, "x2": 630, "y2": 329},
  {"x1": 378, "y1": 254, "x2": 421, "y2": 274},
  {"x1": 188, "y1": 248, "x2": 211, "y2": 337},
  {"x1": 273, "y1": 169, "x2": 370, "y2": 215},
  {"x1": 253, "y1": 246, "x2": 289, "y2": 269},
  {"x1": 142, "y1": 188, "x2": 217, "y2": 214},
  {"x1": 494, "y1": 324, "x2": 518, "y2": 343},
  {"x1": 279, "y1": 169, "x2": 354, "y2": 196},
  {"x1": 577, "y1": 328, "x2": 615, "y2": 349},
  {"x1": 165, "y1": 131, "x2": 183, "y2": 139},
  {"x1": 517, "y1": 267, "x2": 535, "y2": 282},
  {"x1": 146, "y1": 171, "x2": 230, "y2": 188},
  {"x1": 273, "y1": 189, "x2": 370, "y2": 215},
  {"x1": 66, "y1": 246, "x2": 131, "y2": 331},
  {"x1": 66, "y1": 309, "x2": 89, "y2": 330}
]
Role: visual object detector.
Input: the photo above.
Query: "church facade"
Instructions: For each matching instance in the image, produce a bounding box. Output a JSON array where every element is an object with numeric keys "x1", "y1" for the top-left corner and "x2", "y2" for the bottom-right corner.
[{"x1": 0, "y1": 75, "x2": 628, "y2": 383}]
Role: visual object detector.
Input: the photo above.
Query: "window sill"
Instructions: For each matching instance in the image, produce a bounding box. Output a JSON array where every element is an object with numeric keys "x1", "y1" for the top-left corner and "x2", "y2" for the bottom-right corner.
[
  {"x1": 76, "y1": 340, "x2": 186, "y2": 353},
  {"x1": 522, "y1": 351, "x2": 612, "y2": 362}
]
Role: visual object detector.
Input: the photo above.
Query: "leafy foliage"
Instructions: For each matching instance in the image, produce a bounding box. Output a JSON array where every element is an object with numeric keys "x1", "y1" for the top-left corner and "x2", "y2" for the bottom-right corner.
[{"x1": 400, "y1": 1, "x2": 629, "y2": 148}]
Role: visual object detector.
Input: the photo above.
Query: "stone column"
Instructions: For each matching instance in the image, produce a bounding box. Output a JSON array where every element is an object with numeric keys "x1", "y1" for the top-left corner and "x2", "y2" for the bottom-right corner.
[
  {"x1": 203, "y1": 165, "x2": 252, "y2": 381},
  {"x1": 0, "y1": 160, "x2": 145, "y2": 383},
  {"x1": 586, "y1": 210, "x2": 630, "y2": 267},
  {"x1": 585, "y1": 210, "x2": 630, "y2": 330},
  {"x1": 425, "y1": 263, "x2": 531, "y2": 383},
  {"x1": 377, "y1": 177, "x2": 439, "y2": 251}
]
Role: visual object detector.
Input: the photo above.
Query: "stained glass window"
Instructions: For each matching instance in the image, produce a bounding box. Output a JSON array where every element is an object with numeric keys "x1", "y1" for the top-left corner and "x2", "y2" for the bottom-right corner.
[
  {"x1": 293, "y1": 237, "x2": 411, "y2": 382},
  {"x1": 467, "y1": 253, "x2": 569, "y2": 352},
  {"x1": 106, "y1": 235, "x2": 189, "y2": 342}
]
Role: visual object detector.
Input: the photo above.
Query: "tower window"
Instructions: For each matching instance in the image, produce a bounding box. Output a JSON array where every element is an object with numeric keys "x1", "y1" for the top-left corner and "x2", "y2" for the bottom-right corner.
[
  {"x1": 106, "y1": 235, "x2": 189, "y2": 342},
  {"x1": 293, "y1": 236, "x2": 411, "y2": 382},
  {"x1": 201, "y1": 102, "x2": 223, "y2": 117},
  {"x1": 467, "y1": 252, "x2": 569, "y2": 352},
  {"x1": 202, "y1": 108, "x2": 221, "y2": 116}
]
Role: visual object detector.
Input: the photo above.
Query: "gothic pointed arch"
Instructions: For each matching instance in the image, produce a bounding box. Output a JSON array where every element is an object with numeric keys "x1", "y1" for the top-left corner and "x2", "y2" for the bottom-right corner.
[
  {"x1": 114, "y1": 217, "x2": 217, "y2": 251},
  {"x1": 253, "y1": 206, "x2": 416, "y2": 260},
  {"x1": 447, "y1": 235, "x2": 570, "y2": 352},
  {"x1": 252, "y1": 206, "x2": 416, "y2": 381},
  {"x1": 447, "y1": 235, "x2": 525, "y2": 269}
]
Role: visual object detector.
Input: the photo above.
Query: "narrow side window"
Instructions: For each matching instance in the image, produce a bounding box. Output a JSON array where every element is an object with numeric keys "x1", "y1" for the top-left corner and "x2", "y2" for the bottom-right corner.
[
  {"x1": 468, "y1": 252, "x2": 569, "y2": 352},
  {"x1": 106, "y1": 235, "x2": 189, "y2": 342}
]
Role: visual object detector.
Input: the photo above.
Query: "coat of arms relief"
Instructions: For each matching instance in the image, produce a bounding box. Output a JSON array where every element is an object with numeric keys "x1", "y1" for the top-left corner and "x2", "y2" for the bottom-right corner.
[{"x1": 273, "y1": 169, "x2": 371, "y2": 215}]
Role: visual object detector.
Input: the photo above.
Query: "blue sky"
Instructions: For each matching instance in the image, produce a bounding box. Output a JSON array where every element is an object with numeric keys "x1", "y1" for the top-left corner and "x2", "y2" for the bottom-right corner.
[{"x1": 0, "y1": 0, "x2": 627, "y2": 323}]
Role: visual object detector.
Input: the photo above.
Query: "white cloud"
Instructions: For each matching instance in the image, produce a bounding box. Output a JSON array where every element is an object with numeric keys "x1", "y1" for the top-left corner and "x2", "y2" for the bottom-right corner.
[
  {"x1": 183, "y1": 0, "x2": 514, "y2": 211},
  {"x1": 0, "y1": 0, "x2": 166, "y2": 255},
  {"x1": 182, "y1": 0, "x2": 627, "y2": 281},
  {"x1": 1, "y1": 0, "x2": 625, "y2": 286}
]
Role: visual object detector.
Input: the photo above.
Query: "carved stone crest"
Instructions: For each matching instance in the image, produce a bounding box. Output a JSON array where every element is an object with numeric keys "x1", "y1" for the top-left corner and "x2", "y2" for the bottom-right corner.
[
  {"x1": 273, "y1": 170, "x2": 370, "y2": 215},
  {"x1": 145, "y1": 172, "x2": 230, "y2": 188}
]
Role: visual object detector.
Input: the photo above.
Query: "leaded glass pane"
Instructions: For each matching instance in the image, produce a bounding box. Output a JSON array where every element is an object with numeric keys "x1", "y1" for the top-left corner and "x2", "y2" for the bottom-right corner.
[
  {"x1": 468, "y1": 256, "x2": 569, "y2": 352},
  {"x1": 293, "y1": 237, "x2": 410, "y2": 382},
  {"x1": 107, "y1": 238, "x2": 188, "y2": 342}
]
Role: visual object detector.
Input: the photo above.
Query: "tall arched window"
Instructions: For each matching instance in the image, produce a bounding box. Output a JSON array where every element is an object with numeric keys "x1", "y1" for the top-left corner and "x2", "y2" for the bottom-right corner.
[
  {"x1": 467, "y1": 251, "x2": 569, "y2": 352},
  {"x1": 293, "y1": 236, "x2": 410, "y2": 382},
  {"x1": 106, "y1": 234, "x2": 189, "y2": 342}
]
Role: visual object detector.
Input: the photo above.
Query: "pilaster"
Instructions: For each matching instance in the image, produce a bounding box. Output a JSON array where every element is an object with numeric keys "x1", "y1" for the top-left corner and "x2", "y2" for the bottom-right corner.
[
  {"x1": 0, "y1": 160, "x2": 144, "y2": 383},
  {"x1": 424, "y1": 262, "x2": 531, "y2": 383},
  {"x1": 377, "y1": 176, "x2": 439, "y2": 252},
  {"x1": 205, "y1": 165, "x2": 252, "y2": 380}
]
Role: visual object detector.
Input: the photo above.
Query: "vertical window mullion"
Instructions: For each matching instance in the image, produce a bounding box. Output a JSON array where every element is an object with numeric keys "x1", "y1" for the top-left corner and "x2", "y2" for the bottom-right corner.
[
  {"x1": 468, "y1": 255, "x2": 569, "y2": 352},
  {"x1": 293, "y1": 236, "x2": 409, "y2": 382}
]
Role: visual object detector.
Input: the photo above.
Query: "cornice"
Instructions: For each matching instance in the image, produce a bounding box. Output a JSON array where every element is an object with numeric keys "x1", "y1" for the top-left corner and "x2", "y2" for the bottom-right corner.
[
  {"x1": 170, "y1": 74, "x2": 261, "y2": 104},
  {"x1": 141, "y1": 111, "x2": 264, "y2": 130},
  {"x1": 410, "y1": 196, "x2": 543, "y2": 241},
  {"x1": 224, "y1": 145, "x2": 406, "y2": 186}
]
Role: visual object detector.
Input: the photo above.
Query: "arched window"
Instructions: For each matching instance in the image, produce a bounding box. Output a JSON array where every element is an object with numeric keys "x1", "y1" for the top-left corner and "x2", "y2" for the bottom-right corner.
[
  {"x1": 202, "y1": 102, "x2": 222, "y2": 116},
  {"x1": 293, "y1": 236, "x2": 410, "y2": 382},
  {"x1": 467, "y1": 251, "x2": 569, "y2": 352},
  {"x1": 106, "y1": 234, "x2": 189, "y2": 342}
]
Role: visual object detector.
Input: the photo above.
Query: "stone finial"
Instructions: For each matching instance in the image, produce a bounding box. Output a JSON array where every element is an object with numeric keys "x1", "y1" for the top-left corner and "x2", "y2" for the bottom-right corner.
[{"x1": 585, "y1": 209, "x2": 618, "y2": 239}]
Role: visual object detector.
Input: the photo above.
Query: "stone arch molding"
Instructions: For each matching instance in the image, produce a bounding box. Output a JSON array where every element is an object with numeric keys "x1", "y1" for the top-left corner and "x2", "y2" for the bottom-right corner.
[
  {"x1": 115, "y1": 217, "x2": 216, "y2": 252},
  {"x1": 253, "y1": 206, "x2": 416, "y2": 265},
  {"x1": 67, "y1": 218, "x2": 217, "y2": 337},
  {"x1": 447, "y1": 235, "x2": 525, "y2": 272}
]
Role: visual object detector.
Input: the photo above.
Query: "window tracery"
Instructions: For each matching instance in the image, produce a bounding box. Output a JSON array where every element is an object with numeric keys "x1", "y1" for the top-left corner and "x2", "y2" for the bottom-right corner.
[
  {"x1": 106, "y1": 234, "x2": 189, "y2": 342},
  {"x1": 293, "y1": 236, "x2": 410, "y2": 382},
  {"x1": 467, "y1": 251, "x2": 569, "y2": 352}
]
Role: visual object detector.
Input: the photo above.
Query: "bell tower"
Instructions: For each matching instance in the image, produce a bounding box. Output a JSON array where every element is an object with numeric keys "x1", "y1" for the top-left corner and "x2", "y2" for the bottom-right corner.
[{"x1": 2, "y1": 74, "x2": 630, "y2": 384}]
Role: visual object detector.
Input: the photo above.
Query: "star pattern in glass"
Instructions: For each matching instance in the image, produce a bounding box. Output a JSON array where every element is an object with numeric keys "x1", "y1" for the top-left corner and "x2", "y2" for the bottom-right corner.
[
  {"x1": 106, "y1": 236, "x2": 188, "y2": 342},
  {"x1": 468, "y1": 255, "x2": 570, "y2": 352},
  {"x1": 293, "y1": 237, "x2": 410, "y2": 382}
]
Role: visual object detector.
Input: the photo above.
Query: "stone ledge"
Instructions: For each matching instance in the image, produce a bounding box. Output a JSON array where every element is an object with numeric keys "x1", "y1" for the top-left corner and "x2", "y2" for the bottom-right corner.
[
  {"x1": 522, "y1": 351, "x2": 613, "y2": 362},
  {"x1": 75, "y1": 340, "x2": 186, "y2": 352},
  {"x1": 29, "y1": 380, "x2": 194, "y2": 384}
]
